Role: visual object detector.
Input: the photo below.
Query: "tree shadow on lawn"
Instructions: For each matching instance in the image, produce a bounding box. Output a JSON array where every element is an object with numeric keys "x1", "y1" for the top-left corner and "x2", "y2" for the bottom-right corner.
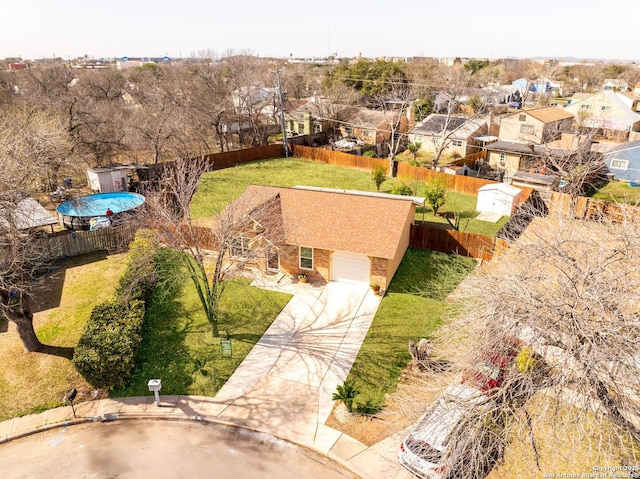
[
  {"x1": 36, "y1": 344, "x2": 75, "y2": 360},
  {"x1": 30, "y1": 252, "x2": 109, "y2": 314},
  {"x1": 113, "y1": 251, "x2": 195, "y2": 397}
]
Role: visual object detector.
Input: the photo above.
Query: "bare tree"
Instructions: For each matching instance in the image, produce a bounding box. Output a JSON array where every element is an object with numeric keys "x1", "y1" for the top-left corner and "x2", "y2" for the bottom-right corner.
[
  {"x1": 310, "y1": 83, "x2": 359, "y2": 140},
  {"x1": 70, "y1": 70, "x2": 130, "y2": 166},
  {"x1": 371, "y1": 82, "x2": 415, "y2": 168},
  {"x1": 430, "y1": 67, "x2": 485, "y2": 170},
  {"x1": 225, "y1": 52, "x2": 272, "y2": 147},
  {"x1": 540, "y1": 139, "x2": 606, "y2": 200},
  {"x1": 144, "y1": 158, "x2": 283, "y2": 337},
  {"x1": 431, "y1": 212, "x2": 640, "y2": 475},
  {"x1": 189, "y1": 53, "x2": 234, "y2": 153},
  {"x1": 0, "y1": 107, "x2": 70, "y2": 351}
]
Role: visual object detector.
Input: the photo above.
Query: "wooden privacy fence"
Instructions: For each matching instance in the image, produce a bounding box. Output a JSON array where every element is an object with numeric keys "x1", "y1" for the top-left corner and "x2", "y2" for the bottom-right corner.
[
  {"x1": 39, "y1": 223, "x2": 138, "y2": 260},
  {"x1": 203, "y1": 144, "x2": 285, "y2": 170},
  {"x1": 292, "y1": 144, "x2": 388, "y2": 172},
  {"x1": 409, "y1": 224, "x2": 502, "y2": 261},
  {"x1": 548, "y1": 192, "x2": 640, "y2": 223}
]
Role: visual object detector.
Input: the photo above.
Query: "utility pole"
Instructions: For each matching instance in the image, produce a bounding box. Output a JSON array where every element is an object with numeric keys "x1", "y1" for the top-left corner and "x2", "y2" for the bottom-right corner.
[{"x1": 273, "y1": 68, "x2": 289, "y2": 157}]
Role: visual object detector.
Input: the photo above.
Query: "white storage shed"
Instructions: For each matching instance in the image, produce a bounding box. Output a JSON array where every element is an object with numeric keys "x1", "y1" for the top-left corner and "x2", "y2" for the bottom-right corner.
[
  {"x1": 476, "y1": 183, "x2": 521, "y2": 217},
  {"x1": 86, "y1": 167, "x2": 128, "y2": 193}
]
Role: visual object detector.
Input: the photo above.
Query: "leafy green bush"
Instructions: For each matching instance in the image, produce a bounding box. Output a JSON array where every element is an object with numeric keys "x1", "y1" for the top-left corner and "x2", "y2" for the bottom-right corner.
[
  {"x1": 117, "y1": 229, "x2": 159, "y2": 303},
  {"x1": 370, "y1": 165, "x2": 386, "y2": 191},
  {"x1": 332, "y1": 379, "x2": 361, "y2": 412},
  {"x1": 73, "y1": 300, "x2": 146, "y2": 390},
  {"x1": 73, "y1": 229, "x2": 160, "y2": 390},
  {"x1": 389, "y1": 179, "x2": 415, "y2": 196},
  {"x1": 424, "y1": 177, "x2": 448, "y2": 215}
]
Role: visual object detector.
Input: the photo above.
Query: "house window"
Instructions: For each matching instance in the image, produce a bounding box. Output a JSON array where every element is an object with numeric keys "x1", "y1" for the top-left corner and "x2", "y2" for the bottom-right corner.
[
  {"x1": 299, "y1": 246, "x2": 314, "y2": 270},
  {"x1": 232, "y1": 237, "x2": 251, "y2": 257},
  {"x1": 344, "y1": 126, "x2": 353, "y2": 136},
  {"x1": 297, "y1": 122, "x2": 305, "y2": 132},
  {"x1": 414, "y1": 135, "x2": 423, "y2": 143},
  {"x1": 580, "y1": 104, "x2": 591, "y2": 111},
  {"x1": 519, "y1": 114, "x2": 527, "y2": 122},
  {"x1": 499, "y1": 152, "x2": 506, "y2": 167},
  {"x1": 600, "y1": 105, "x2": 612, "y2": 112},
  {"x1": 451, "y1": 139, "x2": 463, "y2": 147},
  {"x1": 313, "y1": 123, "x2": 322, "y2": 133},
  {"x1": 520, "y1": 124, "x2": 535, "y2": 134},
  {"x1": 610, "y1": 159, "x2": 629, "y2": 170}
]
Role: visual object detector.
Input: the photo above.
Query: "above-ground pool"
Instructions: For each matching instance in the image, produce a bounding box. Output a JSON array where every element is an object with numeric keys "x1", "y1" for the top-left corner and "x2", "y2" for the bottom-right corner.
[{"x1": 57, "y1": 192, "x2": 145, "y2": 230}]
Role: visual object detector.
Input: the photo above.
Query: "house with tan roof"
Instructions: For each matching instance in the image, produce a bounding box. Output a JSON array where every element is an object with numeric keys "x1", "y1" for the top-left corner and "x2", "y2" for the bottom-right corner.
[
  {"x1": 498, "y1": 106, "x2": 574, "y2": 145},
  {"x1": 564, "y1": 90, "x2": 640, "y2": 141},
  {"x1": 228, "y1": 185, "x2": 424, "y2": 291}
]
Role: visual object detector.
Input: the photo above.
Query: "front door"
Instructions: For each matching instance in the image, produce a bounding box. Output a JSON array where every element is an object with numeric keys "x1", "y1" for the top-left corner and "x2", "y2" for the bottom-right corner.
[{"x1": 266, "y1": 248, "x2": 280, "y2": 272}]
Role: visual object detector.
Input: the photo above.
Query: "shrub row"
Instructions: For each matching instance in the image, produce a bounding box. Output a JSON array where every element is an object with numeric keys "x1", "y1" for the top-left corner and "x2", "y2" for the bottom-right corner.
[{"x1": 73, "y1": 229, "x2": 159, "y2": 390}]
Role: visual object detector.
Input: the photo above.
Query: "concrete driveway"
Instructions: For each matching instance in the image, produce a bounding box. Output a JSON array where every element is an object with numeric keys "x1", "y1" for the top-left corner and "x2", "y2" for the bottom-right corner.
[{"x1": 211, "y1": 281, "x2": 381, "y2": 445}]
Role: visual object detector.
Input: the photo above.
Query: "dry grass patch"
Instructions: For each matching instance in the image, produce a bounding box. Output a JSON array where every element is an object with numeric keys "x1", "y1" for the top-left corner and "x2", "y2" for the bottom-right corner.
[{"x1": 0, "y1": 252, "x2": 127, "y2": 420}]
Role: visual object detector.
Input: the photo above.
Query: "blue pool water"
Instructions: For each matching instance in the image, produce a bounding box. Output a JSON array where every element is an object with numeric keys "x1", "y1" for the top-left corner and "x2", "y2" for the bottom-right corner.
[{"x1": 57, "y1": 192, "x2": 145, "y2": 218}]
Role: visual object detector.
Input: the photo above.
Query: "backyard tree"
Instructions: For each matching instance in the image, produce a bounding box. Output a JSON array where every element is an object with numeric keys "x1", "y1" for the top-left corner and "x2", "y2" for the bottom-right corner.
[
  {"x1": 370, "y1": 165, "x2": 386, "y2": 191},
  {"x1": 406, "y1": 142, "x2": 422, "y2": 162},
  {"x1": 425, "y1": 213, "x2": 640, "y2": 476},
  {"x1": 424, "y1": 176, "x2": 448, "y2": 215}
]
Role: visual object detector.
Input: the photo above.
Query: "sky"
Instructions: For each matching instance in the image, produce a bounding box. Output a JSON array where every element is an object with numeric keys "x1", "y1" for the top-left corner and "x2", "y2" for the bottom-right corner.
[{"x1": 3, "y1": 0, "x2": 639, "y2": 62}]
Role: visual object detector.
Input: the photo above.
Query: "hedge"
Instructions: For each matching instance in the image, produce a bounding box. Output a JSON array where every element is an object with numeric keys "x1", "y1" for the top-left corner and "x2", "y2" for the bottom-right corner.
[
  {"x1": 73, "y1": 229, "x2": 159, "y2": 390},
  {"x1": 73, "y1": 300, "x2": 145, "y2": 389}
]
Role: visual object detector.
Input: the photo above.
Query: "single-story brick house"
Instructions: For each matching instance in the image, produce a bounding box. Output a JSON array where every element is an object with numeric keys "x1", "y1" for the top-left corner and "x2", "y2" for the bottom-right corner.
[{"x1": 228, "y1": 185, "x2": 424, "y2": 291}]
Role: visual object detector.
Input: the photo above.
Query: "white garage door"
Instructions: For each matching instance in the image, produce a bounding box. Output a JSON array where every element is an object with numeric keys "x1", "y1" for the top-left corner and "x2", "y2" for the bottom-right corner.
[{"x1": 331, "y1": 252, "x2": 371, "y2": 285}]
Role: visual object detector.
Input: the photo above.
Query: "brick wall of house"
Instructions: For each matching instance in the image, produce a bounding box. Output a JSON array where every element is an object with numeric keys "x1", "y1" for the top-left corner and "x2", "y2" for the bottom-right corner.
[
  {"x1": 279, "y1": 245, "x2": 331, "y2": 283},
  {"x1": 370, "y1": 257, "x2": 388, "y2": 291}
]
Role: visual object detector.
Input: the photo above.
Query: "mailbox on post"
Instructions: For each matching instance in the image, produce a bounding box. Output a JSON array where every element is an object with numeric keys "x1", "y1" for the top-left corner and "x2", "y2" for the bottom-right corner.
[{"x1": 148, "y1": 379, "x2": 162, "y2": 406}]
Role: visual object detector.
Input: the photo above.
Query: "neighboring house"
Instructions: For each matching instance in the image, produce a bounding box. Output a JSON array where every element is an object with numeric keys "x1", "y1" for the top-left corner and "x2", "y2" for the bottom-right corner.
[
  {"x1": 603, "y1": 79, "x2": 629, "y2": 91},
  {"x1": 232, "y1": 86, "x2": 277, "y2": 115},
  {"x1": 228, "y1": 185, "x2": 424, "y2": 291},
  {"x1": 564, "y1": 90, "x2": 640, "y2": 141},
  {"x1": 603, "y1": 140, "x2": 640, "y2": 181},
  {"x1": 498, "y1": 106, "x2": 574, "y2": 144},
  {"x1": 434, "y1": 87, "x2": 514, "y2": 113},
  {"x1": 334, "y1": 106, "x2": 411, "y2": 155},
  {"x1": 485, "y1": 140, "x2": 570, "y2": 180},
  {"x1": 512, "y1": 77, "x2": 561, "y2": 95},
  {"x1": 284, "y1": 99, "x2": 323, "y2": 135},
  {"x1": 408, "y1": 114, "x2": 487, "y2": 158}
]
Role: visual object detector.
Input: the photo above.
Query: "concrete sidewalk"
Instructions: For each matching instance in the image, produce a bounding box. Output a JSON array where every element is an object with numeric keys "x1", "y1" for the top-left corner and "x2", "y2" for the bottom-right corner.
[{"x1": 0, "y1": 280, "x2": 412, "y2": 479}]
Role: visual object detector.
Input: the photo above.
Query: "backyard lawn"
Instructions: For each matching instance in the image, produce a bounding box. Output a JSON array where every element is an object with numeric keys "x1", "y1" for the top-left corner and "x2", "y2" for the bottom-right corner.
[
  {"x1": 589, "y1": 180, "x2": 640, "y2": 204},
  {"x1": 191, "y1": 157, "x2": 507, "y2": 236}
]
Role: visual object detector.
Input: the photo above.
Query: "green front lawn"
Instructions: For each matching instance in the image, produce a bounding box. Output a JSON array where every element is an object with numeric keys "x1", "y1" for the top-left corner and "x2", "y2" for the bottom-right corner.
[
  {"x1": 345, "y1": 249, "x2": 477, "y2": 411},
  {"x1": 114, "y1": 249, "x2": 292, "y2": 397}
]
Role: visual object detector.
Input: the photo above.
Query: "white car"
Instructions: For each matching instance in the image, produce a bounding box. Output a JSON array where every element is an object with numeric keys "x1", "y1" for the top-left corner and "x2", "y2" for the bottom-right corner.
[{"x1": 398, "y1": 384, "x2": 490, "y2": 479}]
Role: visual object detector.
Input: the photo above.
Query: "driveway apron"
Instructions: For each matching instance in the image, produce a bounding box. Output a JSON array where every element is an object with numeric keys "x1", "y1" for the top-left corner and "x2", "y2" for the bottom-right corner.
[{"x1": 213, "y1": 281, "x2": 381, "y2": 445}]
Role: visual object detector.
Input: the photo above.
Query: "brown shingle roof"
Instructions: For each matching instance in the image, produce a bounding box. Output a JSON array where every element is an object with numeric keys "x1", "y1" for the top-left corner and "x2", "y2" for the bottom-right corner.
[
  {"x1": 522, "y1": 106, "x2": 574, "y2": 123},
  {"x1": 237, "y1": 185, "x2": 416, "y2": 259}
]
